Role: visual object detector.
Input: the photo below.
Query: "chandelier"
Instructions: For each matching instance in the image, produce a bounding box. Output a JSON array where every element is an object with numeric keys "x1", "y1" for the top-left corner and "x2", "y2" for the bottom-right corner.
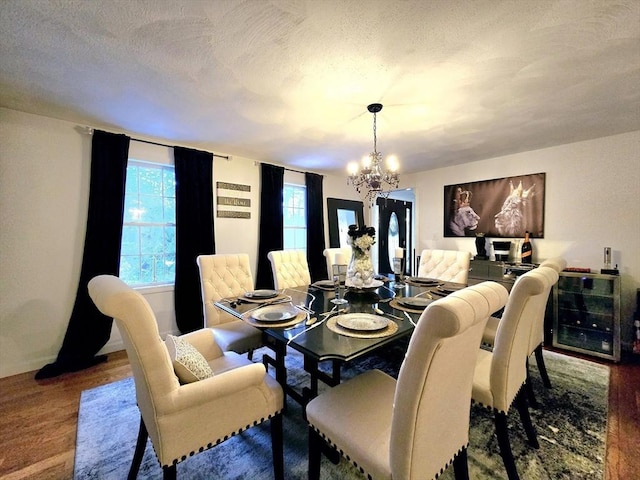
[{"x1": 347, "y1": 103, "x2": 400, "y2": 204}]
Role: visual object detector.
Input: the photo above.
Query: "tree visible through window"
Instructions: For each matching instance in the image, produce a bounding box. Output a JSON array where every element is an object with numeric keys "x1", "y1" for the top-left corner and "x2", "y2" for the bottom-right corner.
[
  {"x1": 283, "y1": 184, "x2": 306, "y2": 252},
  {"x1": 119, "y1": 160, "x2": 176, "y2": 286}
]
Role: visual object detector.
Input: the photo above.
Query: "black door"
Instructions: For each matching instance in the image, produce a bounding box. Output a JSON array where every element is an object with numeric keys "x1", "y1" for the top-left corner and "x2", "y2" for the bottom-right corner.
[{"x1": 376, "y1": 198, "x2": 413, "y2": 275}]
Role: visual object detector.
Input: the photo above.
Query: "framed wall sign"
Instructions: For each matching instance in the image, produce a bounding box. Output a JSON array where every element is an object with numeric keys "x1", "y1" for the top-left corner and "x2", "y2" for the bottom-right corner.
[
  {"x1": 444, "y1": 173, "x2": 545, "y2": 238},
  {"x1": 327, "y1": 198, "x2": 365, "y2": 248}
]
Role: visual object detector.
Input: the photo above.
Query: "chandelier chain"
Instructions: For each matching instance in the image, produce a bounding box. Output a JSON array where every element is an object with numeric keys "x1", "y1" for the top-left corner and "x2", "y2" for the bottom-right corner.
[{"x1": 347, "y1": 103, "x2": 400, "y2": 205}]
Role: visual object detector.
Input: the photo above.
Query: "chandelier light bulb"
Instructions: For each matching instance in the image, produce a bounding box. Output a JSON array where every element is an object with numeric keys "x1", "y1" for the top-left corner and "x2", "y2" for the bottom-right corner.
[
  {"x1": 347, "y1": 161, "x2": 360, "y2": 176},
  {"x1": 386, "y1": 155, "x2": 398, "y2": 172}
]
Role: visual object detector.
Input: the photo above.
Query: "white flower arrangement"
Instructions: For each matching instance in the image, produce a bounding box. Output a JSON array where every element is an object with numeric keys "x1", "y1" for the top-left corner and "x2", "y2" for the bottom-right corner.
[{"x1": 346, "y1": 225, "x2": 376, "y2": 287}]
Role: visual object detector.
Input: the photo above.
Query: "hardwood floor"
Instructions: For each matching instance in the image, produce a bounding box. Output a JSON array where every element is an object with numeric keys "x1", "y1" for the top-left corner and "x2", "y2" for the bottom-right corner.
[{"x1": 0, "y1": 349, "x2": 638, "y2": 480}]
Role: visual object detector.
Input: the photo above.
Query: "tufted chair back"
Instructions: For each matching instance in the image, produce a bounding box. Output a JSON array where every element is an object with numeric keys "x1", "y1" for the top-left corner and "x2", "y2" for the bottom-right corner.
[
  {"x1": 418, "y1": 249, "x2": 471, "y2": 283},
  {"x1": 526, "y1": 262, "x2": 561, "y2": 356},
  {"x1": 306, "y1": 281, "x2": 508, "y2": 480},
  {"x1": 390, "y1": 281, "x2": 508, "y2": 479},
  {"x1": 539, "y1": 256, "x2": 567, "y2": 274},
  {"x1": 475, "y1": 267, "x2": 556, "y2": 412},
  {"x1": 197, "y1": 253, "x2": 254, "y2": 327},
  {"x1": 267, "y1": 249, "x2": 312, "y2": 289},
  {"x1": 323, "y1": 247, "x2": 351, "y2": 279}
]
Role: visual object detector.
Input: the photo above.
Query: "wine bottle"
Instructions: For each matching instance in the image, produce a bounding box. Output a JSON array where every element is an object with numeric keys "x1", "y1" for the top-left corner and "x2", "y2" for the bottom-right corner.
[{"x1": 521, "y1": 231, "x2": 532, "y2": 264}]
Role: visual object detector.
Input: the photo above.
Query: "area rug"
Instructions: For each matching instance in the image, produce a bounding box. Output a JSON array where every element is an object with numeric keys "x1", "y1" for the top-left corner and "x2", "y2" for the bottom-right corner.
[{"x1": 75, "y1": 346, "x2": 609, "y2": 479}]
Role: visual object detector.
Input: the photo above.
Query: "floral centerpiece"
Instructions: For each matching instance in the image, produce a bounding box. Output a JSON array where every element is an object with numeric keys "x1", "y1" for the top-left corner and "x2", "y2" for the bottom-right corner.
[{"x1": 346, "y1": 224, "x2": 376, "y2": 287}]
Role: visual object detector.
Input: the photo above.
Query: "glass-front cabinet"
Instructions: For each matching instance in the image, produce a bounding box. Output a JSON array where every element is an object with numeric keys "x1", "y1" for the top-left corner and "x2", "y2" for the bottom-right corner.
[{"x1": 553, "y1": 272, "x2": 621, "y2": 362}]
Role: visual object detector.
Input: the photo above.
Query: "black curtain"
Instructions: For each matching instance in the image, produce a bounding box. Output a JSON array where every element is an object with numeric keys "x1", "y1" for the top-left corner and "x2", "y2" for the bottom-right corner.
[
  {"x1": 36, "y1": 130, "x2": 130, "y2": 379},
  {"x1": 305, "y1": 172, "x2": 326, "y2": 281},
  {"x1": 255, "y1": 164, "x2": 284, "y2": 289},
  {"x1": 174, "y1": 147, "x2": 215, "y2": 333}
]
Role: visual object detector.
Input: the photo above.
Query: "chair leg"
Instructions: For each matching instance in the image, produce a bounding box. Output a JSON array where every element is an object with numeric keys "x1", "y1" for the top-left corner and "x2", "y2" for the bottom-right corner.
[
  {"x1": 515, "y1": 389, "x2": 539, "y2": 449},
  {"x1": 525, "y1": 364, "x2": 539, "y2": 409},
  {"x1": 308, "y1": 426, "x2": 323, "y2": 480},
  {"x1": 534, "y1": 344, "x2": 552, "y2": 388},
  {"x1": 247, "y1": 348, "x2": 254, "y2": 361},
  {"x1": 453, "y1": 447, "x2": 470, "y2": 480},
  {"x1": 270, "y1": 413, "x2": 284, "y2": 480},
  {"x1": 127, "y1": 416, "x2": 149, "y2": 480},
  {"x1": 494, "y1": 411, "x2": 520, "y2": 480},
  {"x1": 162, "y1": 465, "x2": 176, "y2": 480}
]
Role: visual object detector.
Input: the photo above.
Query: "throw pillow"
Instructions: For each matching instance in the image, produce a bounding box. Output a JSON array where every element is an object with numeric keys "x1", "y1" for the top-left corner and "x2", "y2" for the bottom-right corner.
[{"x1": 165, "y1": 334, "x2": 214, "y2": 384}]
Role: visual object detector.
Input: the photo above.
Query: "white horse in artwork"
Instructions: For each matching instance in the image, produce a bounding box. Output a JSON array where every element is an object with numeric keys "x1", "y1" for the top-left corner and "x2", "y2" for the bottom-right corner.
[
  {"x1": 449, "y1": 188, "x2": 480, "y2": 236},
  {"x1": 494, "y1": 181, "x2": 535, "y2": 237}
]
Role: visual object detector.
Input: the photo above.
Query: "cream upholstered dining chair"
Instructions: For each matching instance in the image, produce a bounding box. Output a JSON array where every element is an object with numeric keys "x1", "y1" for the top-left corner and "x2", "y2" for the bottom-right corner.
[
  {"x1": 306, "y1": 281, "x2": 509, "y2": 480},
  {"x1": 417, "y1": 249, "x2": 471, "y2": 283},
  {"x1": 471, "y1": 266, "x2": 558, "y2": 480},
  {"x1": 87, "y1": 275, "x2": 284, "y2": 480},
  {"x1": 267, "y1": 249, "x2": 312, "y2": 289},
  {"x1": 322, "y1": 247, "x2": 351, "y2": 279},
  {"x1": 481, "y1": 258, "x2": 564, "y2": 402},
  {"x1": 196, "y1": 254, "x2": 263, "y2": 358}
]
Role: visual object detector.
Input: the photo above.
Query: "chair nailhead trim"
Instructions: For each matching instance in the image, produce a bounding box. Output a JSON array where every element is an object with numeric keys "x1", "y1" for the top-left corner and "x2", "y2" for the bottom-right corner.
[
  {"x1": 159, "y1": 410, "x2": 283, "y2": 468},
  {"x1": 309, "y1": 424, "x2": 469, "y2": 480}
]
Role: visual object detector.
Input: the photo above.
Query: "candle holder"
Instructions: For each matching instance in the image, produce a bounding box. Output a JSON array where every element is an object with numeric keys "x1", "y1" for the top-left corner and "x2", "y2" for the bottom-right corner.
[{"x1": 393, "y1": 257, "x2": 406, "y2": 288}]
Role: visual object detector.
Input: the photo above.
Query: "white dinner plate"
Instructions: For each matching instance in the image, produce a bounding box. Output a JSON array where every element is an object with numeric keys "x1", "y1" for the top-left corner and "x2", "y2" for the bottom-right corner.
[
  {"x1": 251, "y1": 304, "x2": 299, "y2": 322},
  {"x1": 335, "y1": 313, "x2": 389, "y2": 331},
  {"x1": 312, "y1": 280, "x2": 336, "y2": 288},
  {"x1": 397, "y1": 297, "x2": 432, "y2": 309},
  {"x1": 244, "y1": 289, "x2": 278, "y2": 299}
]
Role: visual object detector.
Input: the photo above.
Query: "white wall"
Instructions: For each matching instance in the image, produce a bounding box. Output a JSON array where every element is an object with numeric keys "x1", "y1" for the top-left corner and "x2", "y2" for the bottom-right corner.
[
  {"x1": 0, "y1": 108, "x2": 359, "y2": 377},
  {"x1": 1, "y1": 108, "x2": 638, "y2": 376},
  {"x1": 402, "y1": 130, "x2": 640, "y2": 349}
]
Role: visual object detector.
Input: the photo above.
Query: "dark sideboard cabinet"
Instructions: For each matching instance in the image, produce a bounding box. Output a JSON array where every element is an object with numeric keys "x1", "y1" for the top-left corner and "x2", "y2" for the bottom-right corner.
[{"x1": 552, "y1": 272, "x2": 621, "y2": 362}]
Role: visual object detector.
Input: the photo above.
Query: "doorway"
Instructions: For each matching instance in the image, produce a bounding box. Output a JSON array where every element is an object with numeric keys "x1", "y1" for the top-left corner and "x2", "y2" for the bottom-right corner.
[{"x1": 376, "y1": 196, "x2": 413, "y2": 275}]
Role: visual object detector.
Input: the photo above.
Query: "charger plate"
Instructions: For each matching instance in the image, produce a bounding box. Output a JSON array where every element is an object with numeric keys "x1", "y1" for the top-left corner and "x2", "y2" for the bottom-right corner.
[
  {"x1": 242, "y1": 308, "x2": 306, "y2": 329},
  {"x1": 243, "y1": 289, "x2": 278, "y2": 299},
  {"x1": 311, "y1": 280, "x2": 336, "y2": 290},
  {"x1": 406, "y1": 277, "x2": 441, "y2": 287},
  {"x1": 396, "y1": 296, "x2": 432, "y2": 309},
  {"x1": 389, "y1": 298, "x2": 429, "y2": 314},
  {"x1": 437, "y1": 284, "x2": 466, "y2": 295},
  {"x1": 241, "y1": 293, "x2": 289, "y2": 304},
  {"x1": 327, "y1": 316, "x2": 398, "y2": 339}
]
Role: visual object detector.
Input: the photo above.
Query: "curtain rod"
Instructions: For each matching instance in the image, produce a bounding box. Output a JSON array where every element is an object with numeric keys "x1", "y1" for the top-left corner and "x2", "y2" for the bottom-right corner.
[
  {"x1": 255, "y1": 160, "x2": 312, "y2": 176},
  {"x1": 81, "y1": 126, "x2": 229, "y2": 160},
  {"x1": 132, "y1": 137, "x2": 229, "y2": 160}
]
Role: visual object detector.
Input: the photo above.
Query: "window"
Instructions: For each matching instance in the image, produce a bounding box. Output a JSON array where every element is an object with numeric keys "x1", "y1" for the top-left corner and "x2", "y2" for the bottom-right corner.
[
  {"x1": 283, "y1": 183, "x2": 306, "y2": 252},
  {"x1": 119, "y1": 160, "x2": 176, "y2": 286}
]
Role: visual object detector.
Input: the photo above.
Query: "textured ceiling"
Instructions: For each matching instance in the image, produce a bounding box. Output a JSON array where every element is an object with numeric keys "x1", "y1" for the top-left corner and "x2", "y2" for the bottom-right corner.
[{"x1": 1, "y1": 0, "x2": 639, "y2": 174}]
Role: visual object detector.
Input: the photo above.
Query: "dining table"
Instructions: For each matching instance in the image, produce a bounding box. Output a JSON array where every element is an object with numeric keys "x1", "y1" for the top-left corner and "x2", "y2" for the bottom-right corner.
[{"x1": 214, "y1": 276, "x2": 473, "y2": 408}]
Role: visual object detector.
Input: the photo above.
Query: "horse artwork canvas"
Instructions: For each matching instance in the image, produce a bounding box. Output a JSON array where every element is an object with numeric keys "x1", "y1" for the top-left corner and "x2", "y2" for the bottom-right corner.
[{"x1": 444, "y1": 173, "x2": 545, "y2": 239}]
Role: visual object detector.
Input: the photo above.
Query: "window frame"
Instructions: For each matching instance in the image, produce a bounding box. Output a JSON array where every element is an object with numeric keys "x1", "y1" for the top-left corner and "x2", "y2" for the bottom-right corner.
[
  {"x1": 119, "y1": 158, "x2": 176, "y2": 288},
  {"x1": 283, "y1": 182, "x2": 307, "y2": 252}
]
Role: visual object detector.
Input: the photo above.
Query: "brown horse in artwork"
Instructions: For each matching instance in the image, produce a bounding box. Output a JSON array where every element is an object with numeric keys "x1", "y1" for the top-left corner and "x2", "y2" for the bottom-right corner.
[{"x1": 494, "y1": 181, "x2": 535, "y2": 237}]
